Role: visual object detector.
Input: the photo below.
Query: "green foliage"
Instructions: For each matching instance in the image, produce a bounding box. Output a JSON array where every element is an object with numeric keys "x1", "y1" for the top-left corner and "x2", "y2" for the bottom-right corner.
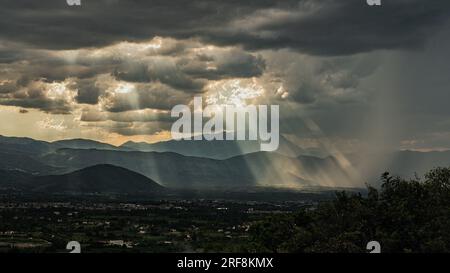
[{"x1": 250, "y1": 168, "x2": 450, "y2": 253}]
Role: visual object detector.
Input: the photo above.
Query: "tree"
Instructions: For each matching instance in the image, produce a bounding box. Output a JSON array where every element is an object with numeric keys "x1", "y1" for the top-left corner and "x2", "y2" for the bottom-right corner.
[{"x1": 250, "y1": 167, "x2": 450, "y2": 253}]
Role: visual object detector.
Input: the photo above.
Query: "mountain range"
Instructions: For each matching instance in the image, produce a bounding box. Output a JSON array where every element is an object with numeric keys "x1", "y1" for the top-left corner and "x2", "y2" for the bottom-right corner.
[
  {"x1": 0, "y1": 134, "x2": 308, "y2": 159},
  {"x1": 1, "y1": 135, "x2": 450, "y2": 194},
  {"x1": 39, "y1": 148, "x2": 354, "y2": 188},
  {"x1": 120, "y1": 134, "x2": 308, "y2": 159}
]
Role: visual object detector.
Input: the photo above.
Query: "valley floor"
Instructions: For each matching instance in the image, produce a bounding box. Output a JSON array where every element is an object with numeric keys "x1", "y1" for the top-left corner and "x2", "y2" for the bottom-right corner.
[{"x1": 0, "y1": 197, "x2": 317, "y2": 253}]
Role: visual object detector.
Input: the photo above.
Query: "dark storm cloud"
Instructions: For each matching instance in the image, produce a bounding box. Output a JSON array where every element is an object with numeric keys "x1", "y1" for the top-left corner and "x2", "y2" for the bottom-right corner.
[
  {"x1": 0, "y1": 81, "x2": 16, "y2": 94},
  {"x1": 0, "y1": 0, "x2": 288, "y2": 50},
  {"x1": 74, "y1": 78, "x2": 103, "y2": 104},
  {"x1": 1, "y1": 0, "x2": 449, "y2": 55},
  {"x1": 0, "y1": 97, "x2": 72, "y2": 115},
  {"x1": 109, "y1": 45, "x2": 265, "y2": 91},
  {"x1": 0, "y1": 79, "x2": 75, "y2": 114},
  {"x1": 113, "y1": 59, "x2": 206, "y2": 92},
  {"x1": 0, "y1": 48, "x2": 23, "y2": 64},
  {"x1": 202, "y1": 0, "x2": 450, "y2": 55},
  {"x1": 290, "y1": 82, "x2": 320, "y2": 104},
  {"x1": 180, "y1": 49, "x2": 266, "y2": 80}
]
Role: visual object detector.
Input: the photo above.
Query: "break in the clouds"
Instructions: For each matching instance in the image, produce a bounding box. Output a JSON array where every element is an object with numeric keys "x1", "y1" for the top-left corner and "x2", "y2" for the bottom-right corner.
[{"x1": 0, "y1": 0, "x2": 450, "y2": 152}]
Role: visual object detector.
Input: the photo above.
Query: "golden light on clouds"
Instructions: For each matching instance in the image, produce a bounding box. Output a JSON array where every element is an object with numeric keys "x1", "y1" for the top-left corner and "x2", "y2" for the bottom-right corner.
[{"x1": 205, "y1": 78, "x2": 264, "y2": 107}]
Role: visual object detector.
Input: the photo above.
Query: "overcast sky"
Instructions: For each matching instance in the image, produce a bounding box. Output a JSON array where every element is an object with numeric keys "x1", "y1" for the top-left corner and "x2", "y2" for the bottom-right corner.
[{"x1": 0, "y1": 0, "x2": 449, "y2": 152}]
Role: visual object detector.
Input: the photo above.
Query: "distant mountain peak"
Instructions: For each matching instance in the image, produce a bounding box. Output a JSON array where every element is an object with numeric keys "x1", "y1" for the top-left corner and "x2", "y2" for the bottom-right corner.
[{"x1": 31, "y1": 164, "x2": 164, "y2": 195}]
